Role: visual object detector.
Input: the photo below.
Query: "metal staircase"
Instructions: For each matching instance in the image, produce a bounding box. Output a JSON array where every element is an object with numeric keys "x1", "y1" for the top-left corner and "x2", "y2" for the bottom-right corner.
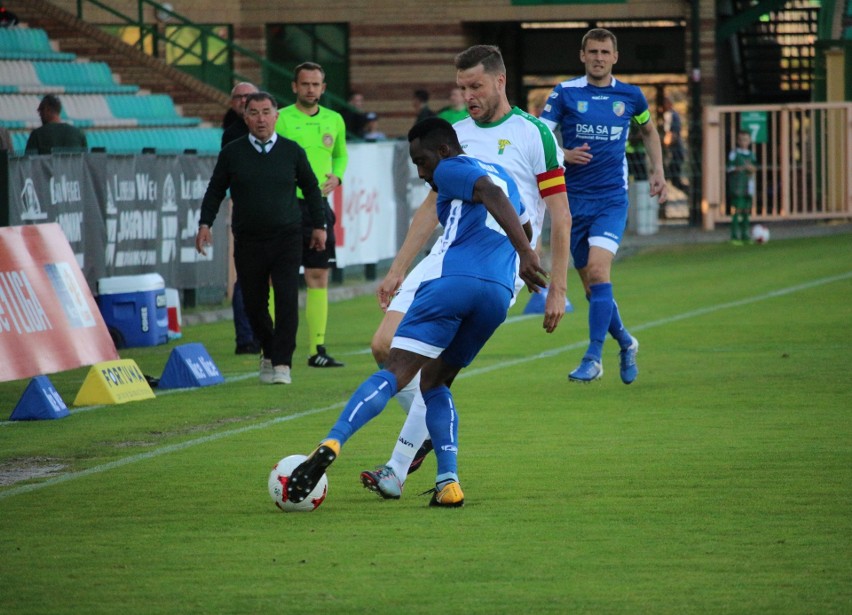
[{"x1": 719, "y1": 0, "x2": 821, "y2": 103}]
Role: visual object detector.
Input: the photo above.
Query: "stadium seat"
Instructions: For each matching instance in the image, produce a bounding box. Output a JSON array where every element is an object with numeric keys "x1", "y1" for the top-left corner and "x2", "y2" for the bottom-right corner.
[
  {"x1": 0, "y1": 60, "x2": 139, "y2": 94},
  {"x1": 1, "y1": 93, "x2": 203, "y2": 129},
  {"x1": 0, "y1": 28, "x2": 219, "y2": 155},
  {"x1": 35, "y1": 61, "x2": 139, "y2": 94},
  {"x1": 0, "y1": 29, "x2": 75, "y2": 61},
  {"x1": 106, "y1": 94, "x2": 200, "y2": 126}
]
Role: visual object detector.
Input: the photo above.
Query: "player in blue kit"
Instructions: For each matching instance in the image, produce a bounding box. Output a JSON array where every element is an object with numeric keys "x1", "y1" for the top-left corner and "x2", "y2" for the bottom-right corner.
[
  {"x1": 540, "y1": 28, "x2": 667, "y2": 384},
  {"x1": 285, "y1": 117, "x2": 548, "y2": 508}
]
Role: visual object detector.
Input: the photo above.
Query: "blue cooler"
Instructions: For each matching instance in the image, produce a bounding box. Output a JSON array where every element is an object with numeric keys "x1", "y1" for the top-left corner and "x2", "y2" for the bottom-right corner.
[{"x1": 97, "y1": 274, "x2": 168, "y2": 348}]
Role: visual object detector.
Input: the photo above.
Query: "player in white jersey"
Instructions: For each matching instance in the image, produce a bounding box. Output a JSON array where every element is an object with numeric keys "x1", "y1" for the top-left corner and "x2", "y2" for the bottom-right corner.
[{"x1": 361, "y1": 45, "x2": 572, "y2": 500}]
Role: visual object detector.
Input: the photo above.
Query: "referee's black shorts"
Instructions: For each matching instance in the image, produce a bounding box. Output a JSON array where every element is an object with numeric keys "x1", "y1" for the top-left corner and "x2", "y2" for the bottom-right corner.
[{"x1": 300, "y1": 197, "x2": 336, "y2": 269}]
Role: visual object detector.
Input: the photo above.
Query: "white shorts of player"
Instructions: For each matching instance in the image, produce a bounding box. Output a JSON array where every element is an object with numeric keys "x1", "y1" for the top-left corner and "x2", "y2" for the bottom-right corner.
[
  {"x1": 387, "y1": 252, "x2": 523, "y2": 315},
  {"x1": 387, "y1": 254, "x2": 433, "y2": 315}
]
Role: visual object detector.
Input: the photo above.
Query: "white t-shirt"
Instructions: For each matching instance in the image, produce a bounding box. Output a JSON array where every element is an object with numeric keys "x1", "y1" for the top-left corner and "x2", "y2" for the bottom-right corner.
[{"x1": 390, "y1": 107, "x2": 565, "y2": 313}]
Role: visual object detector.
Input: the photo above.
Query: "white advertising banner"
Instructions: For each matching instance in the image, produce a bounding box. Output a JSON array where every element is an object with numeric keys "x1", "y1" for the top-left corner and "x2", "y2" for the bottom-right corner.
[{"x1": 333, "y1": 142, "x2": 398, "y2": 268}]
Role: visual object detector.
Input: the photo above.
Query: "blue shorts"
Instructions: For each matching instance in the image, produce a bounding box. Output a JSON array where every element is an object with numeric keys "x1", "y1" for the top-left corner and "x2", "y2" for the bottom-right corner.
[
  {"x1": 569, "y1": 194, "x2": 628, "y2": 269},
  {"x1": 392, "y1": 276, "x2": 511, "y2": 368}
]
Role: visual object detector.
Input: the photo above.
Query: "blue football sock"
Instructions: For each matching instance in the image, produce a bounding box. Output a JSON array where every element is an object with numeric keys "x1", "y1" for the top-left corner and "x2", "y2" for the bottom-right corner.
[
  {"x1": 327, "y1": 370, "x2": 397, "y2": 445},
  {"x1": 424, "y1": 386, "x2": 459, "y2": 481},
  {"x1": 585, "y1": 283, "x2": 613, "y2": 361},
  {"x1": 608, "y1": 299, "x2": 633, "y2": 348}
]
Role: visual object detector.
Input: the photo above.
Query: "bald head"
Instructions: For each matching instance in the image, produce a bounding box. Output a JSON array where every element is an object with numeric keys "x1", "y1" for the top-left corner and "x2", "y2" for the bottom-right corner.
[{"x1": 230, "y1": 82, "x2": 259, "y2": 113}]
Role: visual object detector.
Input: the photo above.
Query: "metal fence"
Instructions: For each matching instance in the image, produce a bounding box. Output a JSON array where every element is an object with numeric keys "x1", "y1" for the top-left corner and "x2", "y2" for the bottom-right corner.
[{"x1": 702, "y1": 102, "x2": 852, "y2": 229}]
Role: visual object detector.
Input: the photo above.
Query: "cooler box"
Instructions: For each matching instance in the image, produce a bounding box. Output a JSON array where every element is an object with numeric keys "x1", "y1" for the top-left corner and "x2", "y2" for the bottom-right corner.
[{"x1": 97, "y1": 274, "x2": 168, "y2": 348}]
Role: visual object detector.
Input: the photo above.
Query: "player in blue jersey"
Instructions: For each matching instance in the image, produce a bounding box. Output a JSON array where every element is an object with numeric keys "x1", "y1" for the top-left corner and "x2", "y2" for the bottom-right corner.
[
  {"x1": 540, "y1": 28, "x2": 667, "y2": 384},
  {"x1": 285, "y1": 117, "x2": 549, "y2": 508},
  {"x1": 360, "y1": 45, "x2": 570, "y2": 502}
]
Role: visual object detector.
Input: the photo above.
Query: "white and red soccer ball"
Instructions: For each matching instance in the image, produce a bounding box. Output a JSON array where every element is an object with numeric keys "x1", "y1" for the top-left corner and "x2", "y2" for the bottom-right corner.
[
  {"x1": 751, "y1": 224, "x2": 770, "y2": 244},
  {"x1": 268, "y1": 454, "x2": 328, "y2": 512}
]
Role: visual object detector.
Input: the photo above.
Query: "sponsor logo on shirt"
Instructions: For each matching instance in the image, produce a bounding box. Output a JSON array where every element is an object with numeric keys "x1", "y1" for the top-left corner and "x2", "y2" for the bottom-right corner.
[
  {"x1": 612, "y1": 101, "x2": 625, "y2": 117},
  {"x1": 575, "y1": 124, "x2": 626, "y2": 142},
  {"x1": 591, "y1": 95, "x2": 609, "y2": 100}
]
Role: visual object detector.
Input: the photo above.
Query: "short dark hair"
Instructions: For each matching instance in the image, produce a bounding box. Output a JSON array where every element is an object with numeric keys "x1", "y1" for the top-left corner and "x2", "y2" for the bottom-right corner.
[
  {"x1": 244, "y1": 92, "x2": 278, "y2": 109},
  {"x1": 38, "y1": 94, "x2": 62, "y2": 114},
  {"x1": 413, "y1": 89, "x2": 430, "y2": 103},
  {"x1": 408, "y1": 117, "x2": 460, "y2": 150},
  {"x1": 293, "y1": 61, "x2": 325, "y2": 80},
  {"x1": 455, "y1": 45, "x2": 505, "y2": 75},
  {"x1": 582, "y1": 28, "x2": 618, "y2": 52}
]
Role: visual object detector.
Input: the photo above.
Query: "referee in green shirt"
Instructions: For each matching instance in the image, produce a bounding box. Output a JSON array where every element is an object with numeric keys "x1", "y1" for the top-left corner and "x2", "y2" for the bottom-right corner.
[
  {"x1": 275, "y1": 62, "x2": 348, "y2": 368},
  {"x1": 197, "y1": 92, "x2": 327, "y2": 385}
]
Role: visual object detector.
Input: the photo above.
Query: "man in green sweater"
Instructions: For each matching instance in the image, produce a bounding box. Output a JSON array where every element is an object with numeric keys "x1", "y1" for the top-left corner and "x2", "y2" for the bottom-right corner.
[
  {"x1": 25, "y1": 94, "x2": 87, "y2": 155},
  {"x1": 196, "y1": 92, "x2": 327, "y2": 385},
  {"x1": 275, "y1": 61, "x2": 348, "y2": 368}
]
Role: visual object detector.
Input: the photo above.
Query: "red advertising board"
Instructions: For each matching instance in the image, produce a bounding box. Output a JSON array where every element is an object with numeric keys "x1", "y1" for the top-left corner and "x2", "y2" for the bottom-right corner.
[{"x1": 0, "y1": 224, "x2": 119, "y2": 382}]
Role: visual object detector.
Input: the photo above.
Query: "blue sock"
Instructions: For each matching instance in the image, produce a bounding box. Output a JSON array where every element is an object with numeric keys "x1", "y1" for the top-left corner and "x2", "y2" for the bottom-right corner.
[
  {"x1": 585, "y1": 283, "x2": 613, "y2": 361},
  {"x1": 608, "y1": 299, "x2": 633, "y2": 348},
  {"x1": 423, "y1": 386, "x2": 459, "y2": 484},
  {"x1": 327, "y1": 370, "x2": 397, "y2": 445}
]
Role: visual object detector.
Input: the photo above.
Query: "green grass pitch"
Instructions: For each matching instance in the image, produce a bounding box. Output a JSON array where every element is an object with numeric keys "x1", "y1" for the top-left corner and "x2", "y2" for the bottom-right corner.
[{"x1": 1, "y1": 233, "x2": 850, "y2": 614}]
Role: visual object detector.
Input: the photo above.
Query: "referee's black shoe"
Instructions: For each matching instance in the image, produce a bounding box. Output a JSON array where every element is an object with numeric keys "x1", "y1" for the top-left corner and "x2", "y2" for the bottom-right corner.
[{"x1": 307, "y1": 345, "x2": 344, "y2": 368}]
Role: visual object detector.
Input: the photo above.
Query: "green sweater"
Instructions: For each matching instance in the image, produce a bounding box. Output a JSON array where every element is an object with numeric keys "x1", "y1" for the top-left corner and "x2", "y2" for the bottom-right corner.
[
  {"x1": 200, "y1": 136, "x2": 325, "y2": 239},
  {"x1": 25, "y1": 122, "x2": 87, "y2": 154}
]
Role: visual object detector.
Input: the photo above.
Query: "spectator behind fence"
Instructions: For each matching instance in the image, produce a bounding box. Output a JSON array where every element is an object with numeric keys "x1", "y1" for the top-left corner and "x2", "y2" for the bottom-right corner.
[
  {"x1": 222, "y1": 82, "x2": 258, "y2": 133},
  {"x1": 412, "y1": 89, "x2": 435, "y2": 126},
  {"x1": 222, "y1": 82, "x2": 263, "y2": 355},
  {"x1": 436, "y1": 87, "x2": 468, "y2": 124},
  {"x1": 663, "y1": 96, "x2": 688, "y2": 195},
  {"x1": 362, "y1": 112, "x2": 387, "y2": 142},
  {"x1": 25, "y1": 95, "x2": 87, "y2": 155},
  {"x1": 727, "y1": 129, "x2": 757, "y2": 245},
  {"x1": 342, "y1": 91, "x2": 368, "y2": 139}
]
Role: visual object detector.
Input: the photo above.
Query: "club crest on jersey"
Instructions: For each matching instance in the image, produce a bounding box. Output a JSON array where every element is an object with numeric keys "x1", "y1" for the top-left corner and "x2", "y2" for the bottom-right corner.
[
  {"x1": 577, "y1": 101, "x2": 589, "y2": 113},
  {"x1": 612, "y1": 101, "x2": 625, "y2": 117},
  {"x1": 323, "y1": 133, "x2": 334, "y2": 147},
  {"x1": 497, "y1": 139, "x2": 511, "y2": 155}
]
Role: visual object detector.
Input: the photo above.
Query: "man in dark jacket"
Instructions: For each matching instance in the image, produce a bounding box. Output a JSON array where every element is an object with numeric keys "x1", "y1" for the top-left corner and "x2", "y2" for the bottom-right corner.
[{"x1": 196, "y1": 92, "x2": 326, "y2": 385}]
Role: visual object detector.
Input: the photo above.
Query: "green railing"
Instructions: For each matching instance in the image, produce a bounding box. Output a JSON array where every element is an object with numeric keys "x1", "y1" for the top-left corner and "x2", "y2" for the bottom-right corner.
[{"x1": 74, "y1": 0, "x2": 351, "y2": 113}]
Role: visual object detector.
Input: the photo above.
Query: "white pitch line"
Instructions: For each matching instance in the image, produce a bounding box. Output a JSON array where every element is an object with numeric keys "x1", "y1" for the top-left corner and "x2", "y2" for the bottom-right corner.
[
  {"x1": 461, "y1": 271, "x2": 852, "y2": 379},
  {"x1": 1, "y1": 271, "x2": 849, "y2": 501},
  {"x1": 0, "y1": 403, "x2": 345, "y2": 500}
]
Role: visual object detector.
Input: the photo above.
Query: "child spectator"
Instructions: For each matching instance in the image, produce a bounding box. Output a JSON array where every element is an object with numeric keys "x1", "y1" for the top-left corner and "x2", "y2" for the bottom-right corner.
[{"x1": 726, "y1": 129, "x2": 757, "y2": 245}]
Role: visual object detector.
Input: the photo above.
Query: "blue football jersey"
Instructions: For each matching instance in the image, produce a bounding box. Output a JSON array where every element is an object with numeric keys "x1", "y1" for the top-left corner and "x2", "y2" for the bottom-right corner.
[
  {"x1": 540, "y1": 76, "x2": 651, "y2": 198},
  {"x1": 417, "y1": 155, "x2": 526, "y2": 293}
]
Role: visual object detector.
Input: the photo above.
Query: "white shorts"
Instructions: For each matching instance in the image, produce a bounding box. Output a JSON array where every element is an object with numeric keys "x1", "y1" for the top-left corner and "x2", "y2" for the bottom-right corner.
[
  {"x1": 389, "y1": 252, "x2": 523, "y2": 315},
  {"x1": 387, "y1": 255, "x2": 433, "y2": 315}
]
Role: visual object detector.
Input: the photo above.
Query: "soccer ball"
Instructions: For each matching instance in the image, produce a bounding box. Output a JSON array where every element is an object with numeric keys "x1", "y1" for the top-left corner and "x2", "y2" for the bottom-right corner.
[
  {"x1": 751, "y1": 224, "x2": 770, "y2": 244},
  {"x1": 268, "y1": 454, "x2": 328, "y2": 512}
]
